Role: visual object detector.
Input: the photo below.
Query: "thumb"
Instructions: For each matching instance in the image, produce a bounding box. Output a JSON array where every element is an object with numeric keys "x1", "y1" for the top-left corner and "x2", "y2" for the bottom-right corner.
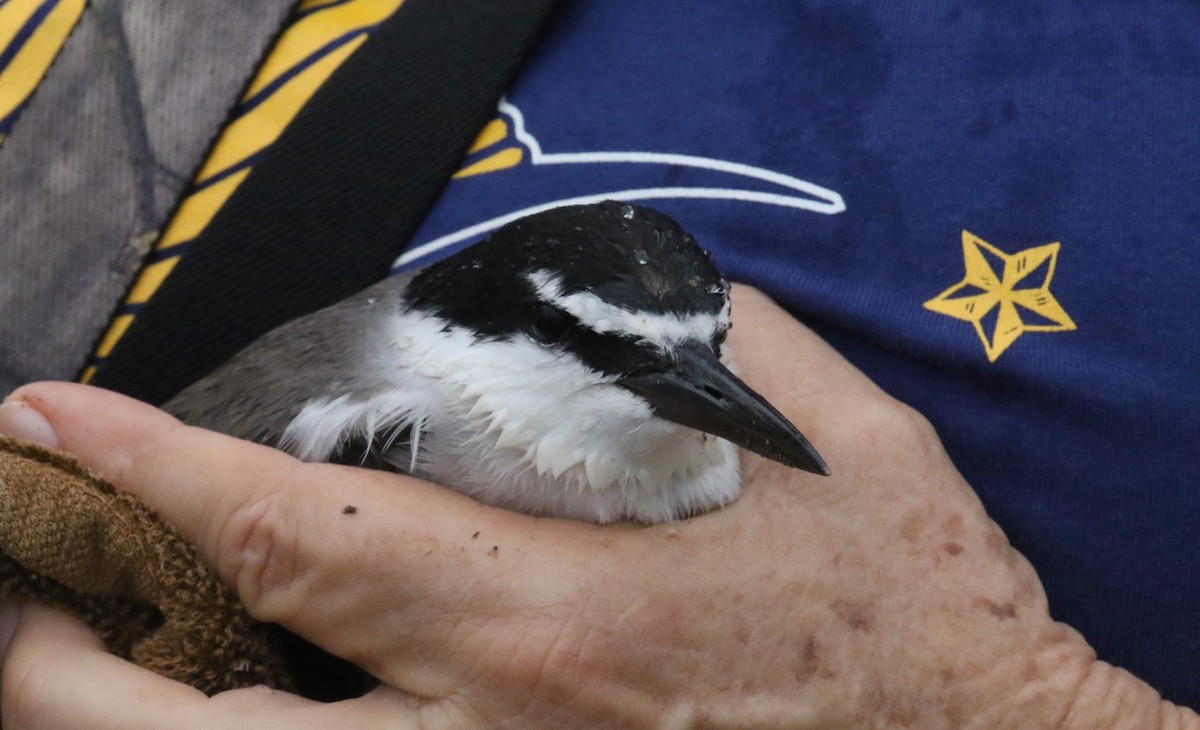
[
  {"x1": 0, "y1": 382, "x2": 580, "y2": 700},
  {"x1": 0, "y1": 603, "x2": 421, "y2": 729}
]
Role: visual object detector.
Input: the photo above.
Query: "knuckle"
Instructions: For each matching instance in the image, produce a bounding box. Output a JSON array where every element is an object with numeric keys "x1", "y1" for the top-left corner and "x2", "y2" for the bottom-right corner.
[
  {"x1": 216, "y1": 489, "x2": 305, "y2": 622},
  {"x1": 897, "y1": 403, "x2": 943, "y2": 457},
  {"x1": 855, "y1": 398, "x2": 944, "y2": 461}
]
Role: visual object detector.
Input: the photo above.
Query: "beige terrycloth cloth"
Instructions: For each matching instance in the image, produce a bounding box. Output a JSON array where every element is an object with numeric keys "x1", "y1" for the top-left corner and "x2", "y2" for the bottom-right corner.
[{"x1": 0, "y1": 436, "x2": 291, "y2": 695}]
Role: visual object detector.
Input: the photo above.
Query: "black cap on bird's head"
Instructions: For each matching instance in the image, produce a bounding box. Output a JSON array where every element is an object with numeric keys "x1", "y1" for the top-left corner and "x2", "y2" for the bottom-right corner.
[{"x1": 406, "y1": 201, "x2": 829, "y2": 476}]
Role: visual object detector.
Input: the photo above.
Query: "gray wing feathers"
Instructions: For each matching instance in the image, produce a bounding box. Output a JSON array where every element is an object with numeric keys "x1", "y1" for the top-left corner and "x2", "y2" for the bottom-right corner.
[{"x1": 163, "y1": 271, "x2": 420, "y2": 449}]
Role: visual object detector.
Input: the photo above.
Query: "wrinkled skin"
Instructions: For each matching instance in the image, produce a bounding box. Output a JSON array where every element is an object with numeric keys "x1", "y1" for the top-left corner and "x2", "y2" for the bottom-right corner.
[{"x1": 0, "y1": 287, "x2": 1193, "y2": 729}]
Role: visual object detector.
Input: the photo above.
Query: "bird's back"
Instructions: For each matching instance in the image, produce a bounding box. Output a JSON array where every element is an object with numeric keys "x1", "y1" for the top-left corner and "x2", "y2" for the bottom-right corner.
[{"x1": 164, "y1": 271, "x2": 419, "y2": 451}]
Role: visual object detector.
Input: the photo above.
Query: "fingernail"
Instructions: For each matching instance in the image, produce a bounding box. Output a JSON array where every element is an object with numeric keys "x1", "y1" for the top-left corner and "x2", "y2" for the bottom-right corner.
[{"x1": 0, "y1": 400, "x2": 58, "y2": 448}]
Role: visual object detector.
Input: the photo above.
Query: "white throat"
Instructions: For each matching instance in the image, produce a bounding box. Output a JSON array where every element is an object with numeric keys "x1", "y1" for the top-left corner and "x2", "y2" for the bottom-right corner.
[{"x1": 280, "y1": 308, "x2": 742, "y2": 523}]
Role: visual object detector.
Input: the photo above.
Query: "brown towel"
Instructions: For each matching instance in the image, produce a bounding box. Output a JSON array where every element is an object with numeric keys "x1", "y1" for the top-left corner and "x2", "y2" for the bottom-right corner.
[{"x1": 0, "y1": 436, "x2": 292, "y2": 695}]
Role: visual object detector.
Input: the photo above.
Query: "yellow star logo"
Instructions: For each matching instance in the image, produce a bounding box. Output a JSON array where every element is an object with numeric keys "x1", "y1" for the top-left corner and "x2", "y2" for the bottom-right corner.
[{"x1": 924, "y1": 231, "x2": 1076, "y2": 362}]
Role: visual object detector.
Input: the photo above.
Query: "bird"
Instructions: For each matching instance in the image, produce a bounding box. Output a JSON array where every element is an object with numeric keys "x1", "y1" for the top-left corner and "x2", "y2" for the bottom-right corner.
[{"x1": 165, "y1": 201, "x2": 828, "y2": 524}]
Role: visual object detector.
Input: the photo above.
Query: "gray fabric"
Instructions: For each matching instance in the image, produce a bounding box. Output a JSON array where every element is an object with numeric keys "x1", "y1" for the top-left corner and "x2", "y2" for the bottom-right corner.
[{"x1": 0, "y1": 0, "x2": 295, "y2": 395}]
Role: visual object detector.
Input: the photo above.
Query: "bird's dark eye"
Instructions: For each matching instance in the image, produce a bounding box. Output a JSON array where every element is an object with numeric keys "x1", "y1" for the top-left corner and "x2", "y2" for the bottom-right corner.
[
  {"x1": 711, "y1": 327, "x2": 729, "y2": 351},
  {"x1": 529, "y1": 303, "x2": 573, "y2": 344}
]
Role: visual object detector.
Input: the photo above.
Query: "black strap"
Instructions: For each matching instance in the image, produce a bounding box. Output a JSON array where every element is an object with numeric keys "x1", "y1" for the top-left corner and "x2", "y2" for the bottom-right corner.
[{"x1": 90, "y1": 0, "x2": 558, "y2": 405}]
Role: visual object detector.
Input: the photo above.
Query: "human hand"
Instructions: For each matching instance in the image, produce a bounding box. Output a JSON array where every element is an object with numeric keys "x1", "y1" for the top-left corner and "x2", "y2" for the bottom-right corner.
[{"x1": 0, "y1": 288, "x2": 1193, "y2": 729}]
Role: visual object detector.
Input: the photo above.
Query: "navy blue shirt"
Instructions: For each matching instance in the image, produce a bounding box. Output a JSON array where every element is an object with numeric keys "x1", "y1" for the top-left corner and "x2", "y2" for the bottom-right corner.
[{"x1": 404, "y1": 1, "x2": 1200, "y2": 704}]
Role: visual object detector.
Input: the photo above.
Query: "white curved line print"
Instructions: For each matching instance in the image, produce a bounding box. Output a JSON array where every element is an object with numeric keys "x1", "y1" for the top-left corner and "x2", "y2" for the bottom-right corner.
[{"x1": 394, "y1": 99, "x2": 846, "y2": 269}]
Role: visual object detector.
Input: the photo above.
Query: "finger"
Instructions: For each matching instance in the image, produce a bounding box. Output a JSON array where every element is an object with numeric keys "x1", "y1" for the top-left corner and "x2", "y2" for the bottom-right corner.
[
  {"x1": 0, "y1": 604, "x2": 428, "y2": 730},
  {"x1": 203, "y1": 684, "x2": 429, "y2": 730},
  {"x1": 727, "y1": 286, "x2": 912, "y2": 482},
  {"x1": 1, "y1": 603, "x2": 204, "y2": 730},
  {"x1": 0, "y1": 382, "x2": 593, "y2": 696},
  {"x1": 208, "y1": 685, "x2": 448, "y2": 730},
  {"x1": 728, "y1": 285, "x2": 882, "y2": 402}
]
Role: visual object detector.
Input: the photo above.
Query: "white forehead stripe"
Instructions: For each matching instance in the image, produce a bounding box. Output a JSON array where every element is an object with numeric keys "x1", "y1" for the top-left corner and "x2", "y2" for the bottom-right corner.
[{"x1": 527, "y1": 270, "x2": 730, "y2": 347}]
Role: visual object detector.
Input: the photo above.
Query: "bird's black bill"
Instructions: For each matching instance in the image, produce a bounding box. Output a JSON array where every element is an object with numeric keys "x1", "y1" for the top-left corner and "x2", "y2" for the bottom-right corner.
[{"x1": 617, "y1": 341, "x2": 830, "y2": 475}]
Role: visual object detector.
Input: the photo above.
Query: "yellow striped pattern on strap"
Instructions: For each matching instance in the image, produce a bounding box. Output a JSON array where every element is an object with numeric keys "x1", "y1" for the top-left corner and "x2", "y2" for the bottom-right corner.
[
  {"x1": 82, "y1": 0, "x2": 406, "y2": 383},
  {"x1": 0, "y1": 0, "x2": 86, "y2": 144}
]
